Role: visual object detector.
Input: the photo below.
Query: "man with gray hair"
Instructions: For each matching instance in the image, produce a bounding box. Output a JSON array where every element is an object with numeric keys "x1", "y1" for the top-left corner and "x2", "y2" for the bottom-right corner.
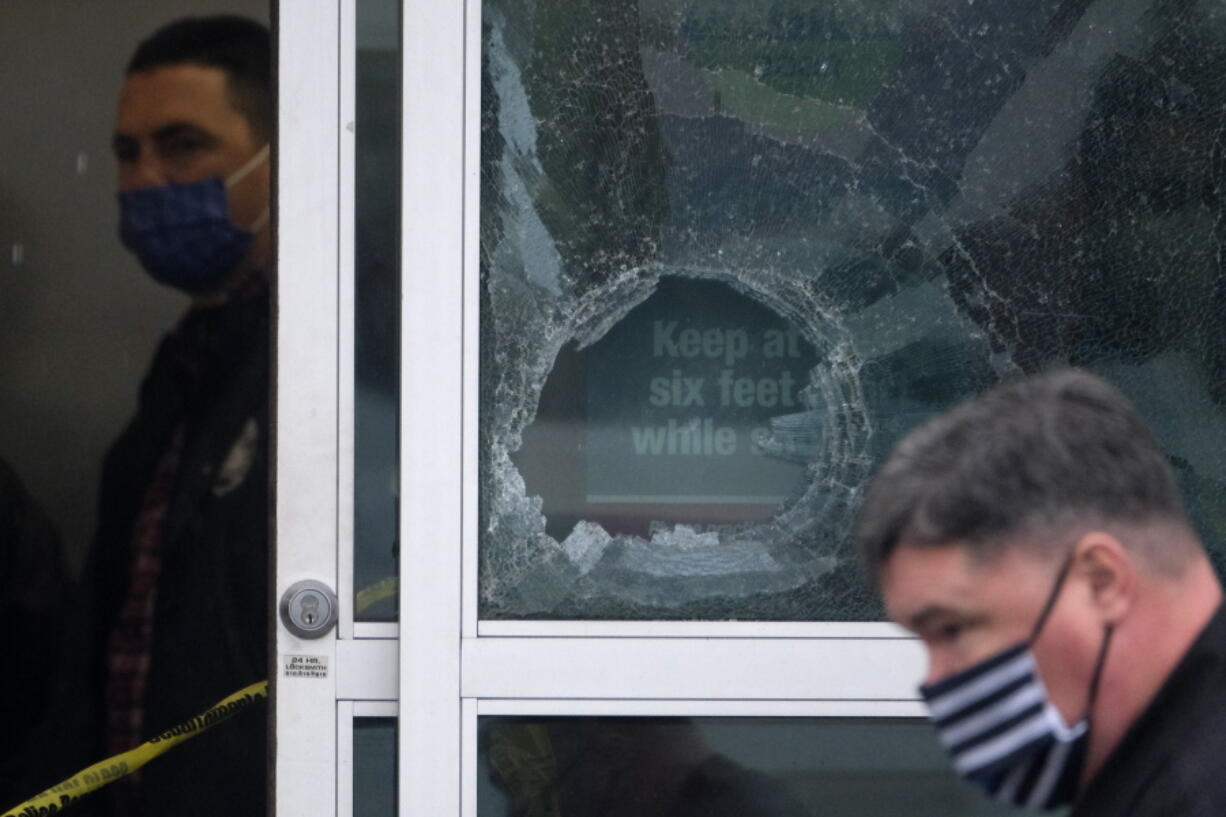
[{"x1": 858, "y1": 369, "x2": 1225, "y2": 815}]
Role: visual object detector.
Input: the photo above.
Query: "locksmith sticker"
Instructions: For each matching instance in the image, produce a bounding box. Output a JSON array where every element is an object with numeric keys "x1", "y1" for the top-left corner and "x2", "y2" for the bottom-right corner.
[{"x1": 284, "y1": 654, "x2": 329, "y2": 679}]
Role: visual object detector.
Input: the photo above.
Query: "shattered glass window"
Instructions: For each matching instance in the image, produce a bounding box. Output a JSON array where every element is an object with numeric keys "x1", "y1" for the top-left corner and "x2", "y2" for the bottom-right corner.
[{"x1": 478, "y1": 0, "x2": 1226, "y2": 620}]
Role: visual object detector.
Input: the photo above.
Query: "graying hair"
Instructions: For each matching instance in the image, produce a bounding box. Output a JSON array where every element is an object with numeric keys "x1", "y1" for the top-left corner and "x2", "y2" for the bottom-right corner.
[{"x1": 856, "y1": 368, "x2": 1190, "y2": 580}]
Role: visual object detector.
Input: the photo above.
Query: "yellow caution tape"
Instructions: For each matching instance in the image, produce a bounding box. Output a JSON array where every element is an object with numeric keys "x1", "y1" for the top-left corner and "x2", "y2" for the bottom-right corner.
[
  {"x1": 3, "y1": 680, "x2": 268, "y2": 817},
  {"x1": 355, "y1": 575, "x2": 399, "y2": 614},
  {"x1": 487, "y1": 723, "x2": 562, "y2": 817},
  {"x1": 7, "y1": 577, "x2": 400, "y2": 815}
]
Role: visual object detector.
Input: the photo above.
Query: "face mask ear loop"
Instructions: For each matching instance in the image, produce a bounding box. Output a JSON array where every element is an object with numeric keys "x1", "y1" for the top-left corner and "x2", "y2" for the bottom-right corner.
[
  {"x1": 1030, "y1": 551, "x2": 1078, "y2": 644},
  {"x1": 1083, "y1": 623, "x2": 1115, "y2": 723},
  {"x1": 247, "y1": 206, "x2": 270, "y2": 233},
  {"x1": 225, "y1": 145, "x2": 271, "y2": 234},
  {"x1": 225, "y1": 144, "x2": 271, "y2": 189}
]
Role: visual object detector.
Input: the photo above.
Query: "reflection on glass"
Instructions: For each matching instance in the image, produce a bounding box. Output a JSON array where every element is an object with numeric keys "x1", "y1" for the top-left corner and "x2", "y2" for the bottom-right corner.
[
  {"x1": 478, "y1": 0, "x2": 1226, "y2": 620},
  {"x1": 478, "y1": 717, "x2": 1018, "y2": 817},
  {"x1": 354, "y1": 717, "x2": 397, "y2": 816},
  {"x1": 354, "y1": 0, "x2": 401, "y2": 622}
]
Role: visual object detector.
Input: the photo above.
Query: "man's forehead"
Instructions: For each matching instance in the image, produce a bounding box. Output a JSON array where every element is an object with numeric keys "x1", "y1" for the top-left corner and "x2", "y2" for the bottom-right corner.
[
  {"x1": 882, "y1": 543, "x2": 1010, "y2": 623},
  {"x1": 115, "y1": 63, "x2": 248, "y2": 137},
  {"x1": 881, "y1": 541, "x2": 1050, "y2": 626},
  {"x1": 882, "y1": 545, "x2": 973, "y2": 610}
]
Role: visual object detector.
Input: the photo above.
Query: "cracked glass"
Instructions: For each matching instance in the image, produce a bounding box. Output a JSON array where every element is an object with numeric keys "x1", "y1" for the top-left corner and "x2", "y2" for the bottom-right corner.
[{"x1": 478, "y1": 0, "x2": 1226, "y2": 620}]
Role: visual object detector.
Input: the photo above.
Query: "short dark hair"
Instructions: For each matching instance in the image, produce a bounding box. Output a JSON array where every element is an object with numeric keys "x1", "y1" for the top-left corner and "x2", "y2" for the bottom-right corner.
[
  {"x1": 857, "y1": 368, "x2": 1190, "y2": 579},
  {"x1": 127, "y1": 16, "x2": 272, "y2": 141}
]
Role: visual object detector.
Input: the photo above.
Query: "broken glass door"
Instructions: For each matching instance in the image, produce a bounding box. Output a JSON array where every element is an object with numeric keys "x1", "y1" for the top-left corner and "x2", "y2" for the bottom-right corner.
[{"x1": 477, "y1": 0, "x2": 1226, "y2": 621}]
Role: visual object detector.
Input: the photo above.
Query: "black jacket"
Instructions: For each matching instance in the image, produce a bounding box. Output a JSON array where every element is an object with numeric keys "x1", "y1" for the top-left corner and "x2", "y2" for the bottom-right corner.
[
  {"x1": 0, "y1": 458, "x2": 67, "y2": 799},
  {"x1": 80, "y1": 292, "x2": 270, "y2": 816},
  {"x1": 1073, "y1": 602, "x2": 1226, "y2": 817}
]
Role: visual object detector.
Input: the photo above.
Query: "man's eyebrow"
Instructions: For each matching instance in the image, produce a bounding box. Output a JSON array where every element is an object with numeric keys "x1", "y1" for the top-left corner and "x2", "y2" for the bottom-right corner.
[
  {"x1": 151, "y1": 122, "x2": 214, "y2": 144},
  {"x1": 111, "y1": 123, "x2": 213, "y2": 157}
]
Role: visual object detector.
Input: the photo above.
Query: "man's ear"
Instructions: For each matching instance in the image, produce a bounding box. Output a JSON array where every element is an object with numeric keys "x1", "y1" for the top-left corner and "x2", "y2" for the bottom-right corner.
[{"x1": 1073, "y1": 531, "x2": 1135, "y2": 623}]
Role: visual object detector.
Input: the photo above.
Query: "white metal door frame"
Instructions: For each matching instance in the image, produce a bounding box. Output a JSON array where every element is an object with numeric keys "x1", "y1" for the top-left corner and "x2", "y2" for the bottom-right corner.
[
  {"x1": 276, "y1": 3, "x2": 398, "y2": 816},
  {"x1": 278, "y1": 1, "x2": 927, "y2": 813},
  {"x1": 275, "y1": 1, "x2": 341, "y2": 813},
  {"x1": 397, "y1": 0, "x2": 467, "y2": 811},
  {"x1": 397, "y1": 0, "x2": 928, "y2": 815}
]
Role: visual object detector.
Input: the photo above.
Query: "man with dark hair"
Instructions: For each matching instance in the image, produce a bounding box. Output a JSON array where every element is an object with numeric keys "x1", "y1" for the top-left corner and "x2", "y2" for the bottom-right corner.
[
  {"x1": 113, "y1": 15, "x2": 271, "y2": 302},
  {"x1": 857, "y1": 368, "x2": 1225, "y2": 815},
  {"x1": 73, "y1": 15, "x2": 272, "y2": 816}
]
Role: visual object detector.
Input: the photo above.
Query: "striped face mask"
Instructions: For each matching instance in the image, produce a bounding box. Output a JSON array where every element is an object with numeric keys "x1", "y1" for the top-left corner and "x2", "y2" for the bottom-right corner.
[{"x1": 919, "y1": 556, "x2": 1114, "y2": 810}]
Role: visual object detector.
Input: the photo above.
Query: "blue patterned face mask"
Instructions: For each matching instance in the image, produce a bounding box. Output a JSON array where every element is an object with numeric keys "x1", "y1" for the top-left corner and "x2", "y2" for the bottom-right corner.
[
  {"x1": 118, "y1": 145, "x2": 269, "y2": 294},
  {"x1": 919, "y1": 555, "x2": 1114, "y2": 810}
]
